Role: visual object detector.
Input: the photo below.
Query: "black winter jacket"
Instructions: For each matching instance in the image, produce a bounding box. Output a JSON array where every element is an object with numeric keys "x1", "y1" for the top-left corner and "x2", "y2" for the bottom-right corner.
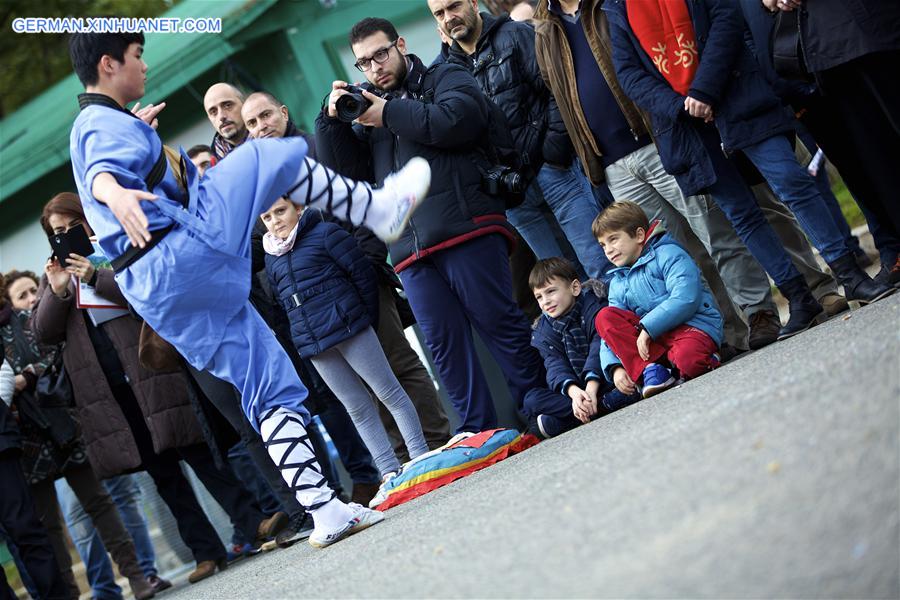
[
  {"x1": 0, "y1": 343, "x2": 20, "y2": 457},
  {"x1": 315, "y1": 53, "x2": 515, "y2": 272},
  {"x1": 793, "y1": 0, "x2": 900, "y2": 73},
  {"x1": 442, "y1": 12, "x2": 573, "y2": 169}
]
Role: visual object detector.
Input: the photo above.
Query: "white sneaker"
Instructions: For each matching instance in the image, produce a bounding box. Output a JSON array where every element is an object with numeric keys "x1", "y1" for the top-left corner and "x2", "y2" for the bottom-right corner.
[
  {"x1": 308, "y1": 503, "x2": 385, "y2": 549},
  {"x1": 368, "y1": 472, "x2": 398, "y2": 509},
  {"x1": 368, "y1": 157, "x2": 431, "y2": 243}
]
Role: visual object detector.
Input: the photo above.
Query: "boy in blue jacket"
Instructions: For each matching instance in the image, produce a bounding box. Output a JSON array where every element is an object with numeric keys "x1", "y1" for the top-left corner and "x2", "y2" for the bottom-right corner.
[
  {"x1": 593, "y1": 202, "x2": 722, "y2": 398},
  {"x1": 525, "y1": 258, "x2": 639, "y2": 439}
]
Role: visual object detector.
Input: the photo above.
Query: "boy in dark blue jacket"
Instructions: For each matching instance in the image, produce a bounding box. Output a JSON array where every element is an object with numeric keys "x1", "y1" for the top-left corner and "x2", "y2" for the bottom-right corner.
[{"x1": 525, "y1": 258, "x2": 639, "y2": 439}]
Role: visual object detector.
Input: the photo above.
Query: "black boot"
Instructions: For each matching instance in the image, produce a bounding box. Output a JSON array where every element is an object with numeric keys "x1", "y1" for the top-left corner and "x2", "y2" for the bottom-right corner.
[
  {"x1": 777, "y1": 276, "x2": 826, "y2": 340},
  {"x1": 827, "y1": 253, "x2": 896, "y2": 307},
  {"x1": 873, "y1": 256, "x2": 900, "y2": 289}
]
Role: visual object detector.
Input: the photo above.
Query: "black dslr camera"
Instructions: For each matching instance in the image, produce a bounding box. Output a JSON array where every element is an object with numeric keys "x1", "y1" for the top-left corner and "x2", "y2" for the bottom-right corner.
[
  {"x1": 335, "y1": 84, "x2": 387, "y2": 122},
  {"x1": 482, "y1": 165, "x2": 528, "y2": 205}
]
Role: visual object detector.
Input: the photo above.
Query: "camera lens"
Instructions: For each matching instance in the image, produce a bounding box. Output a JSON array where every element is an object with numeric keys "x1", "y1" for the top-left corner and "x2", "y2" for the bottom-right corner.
[
  {"x1": 336, "y1": 92, "x2": 372, "y2": 123},
  {"x1": 502, "y1": 171, "x2": 525, "y2": 194}
]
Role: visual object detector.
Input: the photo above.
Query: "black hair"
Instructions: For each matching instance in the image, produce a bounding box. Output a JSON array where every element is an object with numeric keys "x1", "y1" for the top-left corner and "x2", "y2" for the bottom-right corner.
[
  {"x1": 349, "y1": 17, "x2": 399, "y2": 47},
  {"x1": 69, "y1": 32, "x2": 145, "y2": 86},
  {"x1": 187, "y1": 144, "x2": 212, "y2": 159}
]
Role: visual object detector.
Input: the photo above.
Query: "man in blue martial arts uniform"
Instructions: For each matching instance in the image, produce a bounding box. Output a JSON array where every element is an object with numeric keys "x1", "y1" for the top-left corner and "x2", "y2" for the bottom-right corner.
[{"x1": 66, "y1": 31, "x2": 430, "y2": 549}]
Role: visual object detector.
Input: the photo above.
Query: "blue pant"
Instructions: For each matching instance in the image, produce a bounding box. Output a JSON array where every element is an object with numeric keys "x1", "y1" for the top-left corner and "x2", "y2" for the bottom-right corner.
[
  {"x1": 0, "y1": 527, "x2": 39, "y2": 600},
  {"x1": 57, "y1": 475, "x2": 157, "y2": 600},
  {"x1": 740, "y1": 134, "x2": 849, "y2": 264},
  {"x1": 508, "y1": 161, "x2": 612, "y2": 280},
  {"x1": 522, "y1": 387, "x2": 572, "y2": 420},
  {"x1": 227, "y1": 442, "x2": 282, "y2": 516},
  {"x1": 700, "y1": 128, "x2": 809, "y2": 285},
  {"x1": 399, "y1": 234, "x2": 545, "y2": 433}
]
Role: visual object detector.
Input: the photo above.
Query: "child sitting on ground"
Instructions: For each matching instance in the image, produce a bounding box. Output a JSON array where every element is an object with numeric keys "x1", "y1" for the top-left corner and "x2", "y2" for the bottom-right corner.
[
  {"x1": 525, "y1": 258, "x2": 640, "y2": 439},
  {"x1": 261, "y1": 199, "x2": 429, "y2": 485},
  {"x1": 593, "y1": 202, "x2": 723, "y2": 399}
]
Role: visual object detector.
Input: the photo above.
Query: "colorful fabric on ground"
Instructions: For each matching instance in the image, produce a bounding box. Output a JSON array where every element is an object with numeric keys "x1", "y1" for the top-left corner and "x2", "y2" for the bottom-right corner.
[{"x1": 374, "y1": 429, "x2": 540, "y2": 511}]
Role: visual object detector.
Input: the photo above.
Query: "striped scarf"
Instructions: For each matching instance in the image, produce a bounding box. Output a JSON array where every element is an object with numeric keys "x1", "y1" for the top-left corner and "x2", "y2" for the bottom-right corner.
[{"x1": 550, "y1": 298, "x2": 588, "y2": 377}]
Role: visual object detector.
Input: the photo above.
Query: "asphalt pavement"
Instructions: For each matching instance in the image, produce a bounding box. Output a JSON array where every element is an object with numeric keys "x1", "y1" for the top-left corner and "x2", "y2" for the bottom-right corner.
[{"x1": 166, "y1": 294, "x2": 900, "y2": 599}]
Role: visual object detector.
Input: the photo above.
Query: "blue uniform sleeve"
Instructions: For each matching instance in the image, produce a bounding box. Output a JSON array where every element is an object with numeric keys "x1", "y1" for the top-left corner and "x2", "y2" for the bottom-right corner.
[
  {"x1": 76, "y1": 113, "x2": 156, "y2": 197},
  {"x1": 639, "y1": 245, "x2": 704, "y2": 339}
]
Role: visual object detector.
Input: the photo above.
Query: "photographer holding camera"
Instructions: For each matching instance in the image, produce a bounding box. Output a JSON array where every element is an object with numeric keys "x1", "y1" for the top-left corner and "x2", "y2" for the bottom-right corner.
[{"x1": 316, "y1": 17, "x2": 544, "y2": 434}]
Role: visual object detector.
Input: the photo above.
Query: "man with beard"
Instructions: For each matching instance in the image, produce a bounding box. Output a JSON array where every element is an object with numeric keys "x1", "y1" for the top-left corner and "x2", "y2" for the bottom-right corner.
[
  {"x1": 316, "y1": 17, "x2": 545, "y2": 433},
  {"x1": 204, "y1": 83, "x2": 248, "y2": 160}
]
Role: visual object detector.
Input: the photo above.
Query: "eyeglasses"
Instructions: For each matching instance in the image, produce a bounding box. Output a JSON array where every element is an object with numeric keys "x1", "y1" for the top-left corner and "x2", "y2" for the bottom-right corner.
[{"x1": 354, "y1": 40, "x2": 398, "y2": 72}]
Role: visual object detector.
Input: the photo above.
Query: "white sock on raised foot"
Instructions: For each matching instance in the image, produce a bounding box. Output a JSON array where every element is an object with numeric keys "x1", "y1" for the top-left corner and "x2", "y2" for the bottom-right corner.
[
  {"x1": 284, "y1": 156, "x2": 431, "y2": 244},
  {"x1": 310, "y1": 498, "x2": 355, "y2": 533},
  {"x1": 285, "y1": 157, "x2": 374, "y2": 227},
  {"x1": 365, "y1": 157, "x2": 431, "y2": 243}
]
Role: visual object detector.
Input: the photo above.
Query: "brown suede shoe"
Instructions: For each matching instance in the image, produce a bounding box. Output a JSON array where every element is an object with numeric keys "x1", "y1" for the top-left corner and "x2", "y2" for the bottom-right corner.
[
  {"x1": 748, "y1": 310, "x2": 781, "y2": 350},
  {"x1": 819, "y1": 293, "x2": 849, "y2": 317},
  {"x1": 350, "y1": 482, "x2": 381, "y2": 507},
  {"x1": 188, "y1": 558, "x2": 227, "y2": 584},
  {"x1": 256, "y1": 511, "x2": 289, "y2": 544}
]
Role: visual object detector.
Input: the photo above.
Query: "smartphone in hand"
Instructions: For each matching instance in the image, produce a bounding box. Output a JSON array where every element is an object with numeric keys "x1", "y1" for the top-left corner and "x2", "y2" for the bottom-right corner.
[{"x1": 49, "y1": 224, "x2": 94, "y2": 262}]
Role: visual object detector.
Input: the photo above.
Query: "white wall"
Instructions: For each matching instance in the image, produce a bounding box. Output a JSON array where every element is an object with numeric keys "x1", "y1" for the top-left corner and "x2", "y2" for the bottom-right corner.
[{"x1": 0, "y1": 219, "x2": 54, "y2": 274}]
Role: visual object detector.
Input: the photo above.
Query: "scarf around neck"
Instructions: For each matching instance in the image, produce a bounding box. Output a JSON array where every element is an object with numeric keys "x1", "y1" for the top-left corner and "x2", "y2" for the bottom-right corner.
[
  {"x1": 262, "y1": 222, "x2": 300, "y2": 256},
  {"x1": 550, "y1": 297, "x2": 588, "y2": 377},
  {"x1": 627, "y1": 0, "x2": 699, "y2": 96}
]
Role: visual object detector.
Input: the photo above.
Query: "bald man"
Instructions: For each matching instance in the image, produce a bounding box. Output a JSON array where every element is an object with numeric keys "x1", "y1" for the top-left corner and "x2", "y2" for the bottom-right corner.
[{"x1": 204, "y1": 83, "x2": 248, "y2": 159}]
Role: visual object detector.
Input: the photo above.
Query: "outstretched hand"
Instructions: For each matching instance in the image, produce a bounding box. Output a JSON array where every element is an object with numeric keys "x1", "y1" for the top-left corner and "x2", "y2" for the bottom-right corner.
[{"x1": 131, "y1": 101, "x2": 166, "y2": 130}]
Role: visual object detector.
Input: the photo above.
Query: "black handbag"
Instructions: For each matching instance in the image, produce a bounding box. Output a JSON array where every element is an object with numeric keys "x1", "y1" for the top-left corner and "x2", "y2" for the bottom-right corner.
[
  {"x1": 771, "y1": 9, "x2": 814, "y2": 82},
  {"x1": 36, "y1": 356, "x2": 78, "y2": 449}
]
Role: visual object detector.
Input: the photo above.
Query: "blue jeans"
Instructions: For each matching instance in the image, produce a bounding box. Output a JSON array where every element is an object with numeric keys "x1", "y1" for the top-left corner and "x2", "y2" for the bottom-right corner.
[
  {"x1": 57, "y1": 475, "x2": 158, "y2": 600},
  {"x1": 227, "y1": 441, "x2": 282, "y2": 545},
  {"x1": 227, "y1": 441, "x2": 281, "y2": 516},
  {"x1": 700, "y1": 127, "x2": 810, "y2": 286},
  {"x1": 740, "y1": 134, "x2": 850, "y2": 264},
  {"x1": 508, "y1": 160, "x2": 612, "y2": 280},
  {"x1": 0, "y1": 527, "x2": 39, "y2": 600}
]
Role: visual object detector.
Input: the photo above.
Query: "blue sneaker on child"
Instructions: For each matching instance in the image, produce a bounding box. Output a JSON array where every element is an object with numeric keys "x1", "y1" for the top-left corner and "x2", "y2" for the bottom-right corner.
[
  {"x1": 641, "y1": 364, "x2": 675, "y2": 398},
  {"x1": 601, "y1": 388, "x2": 642, "y2": 412}
]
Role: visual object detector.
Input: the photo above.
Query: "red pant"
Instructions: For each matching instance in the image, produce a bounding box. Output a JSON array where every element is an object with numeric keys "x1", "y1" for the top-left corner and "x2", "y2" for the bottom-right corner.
[{"x1": 595, "y1": 307, "x2": 719, "y2": 383}]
